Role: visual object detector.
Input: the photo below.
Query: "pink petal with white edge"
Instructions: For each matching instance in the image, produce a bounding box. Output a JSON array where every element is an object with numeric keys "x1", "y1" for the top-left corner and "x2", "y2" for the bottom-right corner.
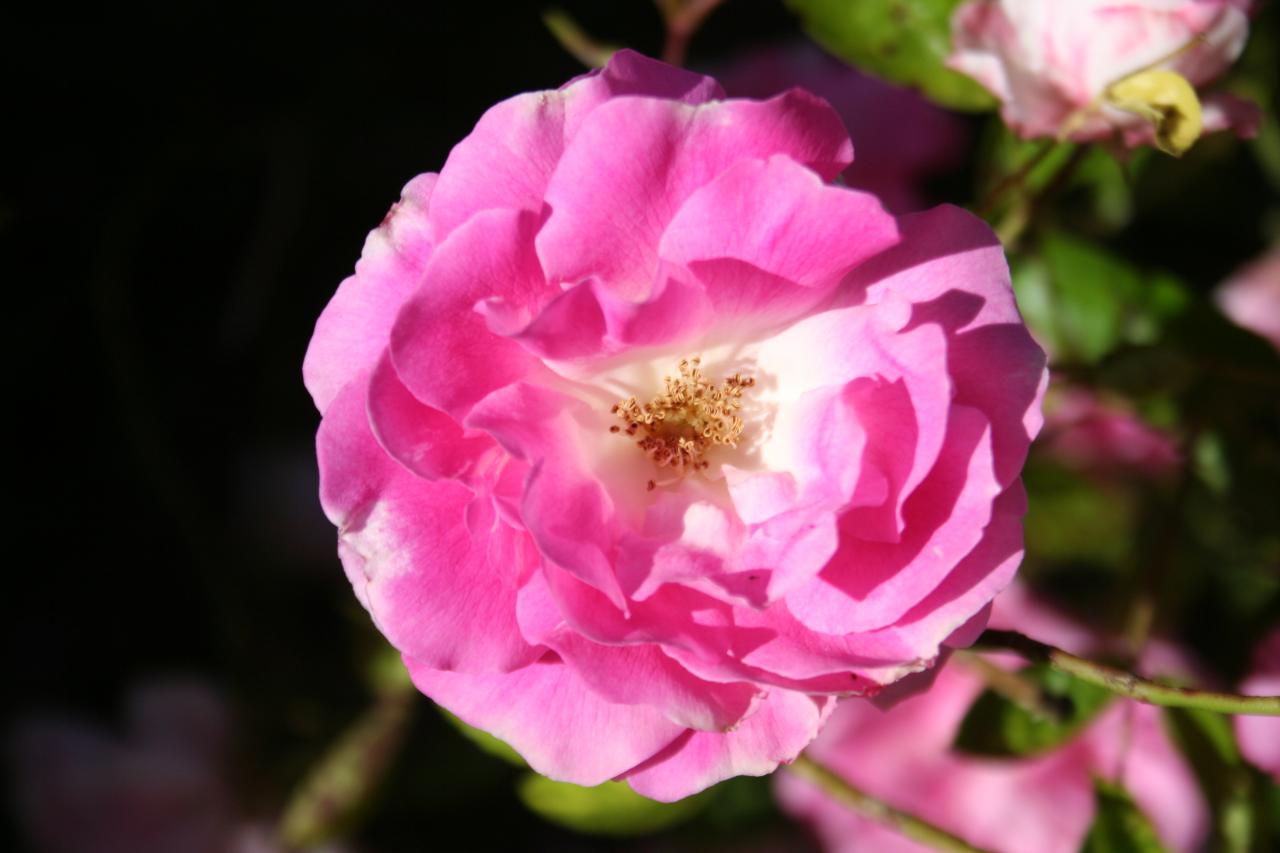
[
  {"x1": 366, "y1": 351, "x2": 494, "y2": 481},
  {"x1": 389, "y1": 208, "x2": 548, "y2": 419},
  {"x1": 407, "y1": 656, "x2": 685, "y2": 787},
  {"x1": 465, "y1": 382, "x2": 631, "y2": 608},
  {"x1": 427, "y1": 50, "x2": 723, "y2": 244},
  {"x1": 625, "y1": 690, "x2": 831, "y2": 802},
  {"x1": 537, "y1": 91, "x2": 853, "y2": 301},
  {"x1": 753, "y1": 301, "x2": 954, "y2": 544},
  {"x1": 318, "y1": 376, "x2": 541, "y2": 673},
  {"x1": 303, "y1": 173, "x2": 436, "y2": 413}
]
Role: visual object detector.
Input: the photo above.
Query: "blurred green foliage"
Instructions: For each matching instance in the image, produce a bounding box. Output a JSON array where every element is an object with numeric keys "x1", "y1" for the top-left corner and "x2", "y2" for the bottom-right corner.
[
  {"x1": 1081, "y1": 782, "x2": 1166, "y2": 853},
  {"x1": 786, "y1": 0, "x2": 997, "y2": 110},
  {"x1": 953, "y1": 663, "x2": 1114, "y2": 757},
  {"x1": 517, "y1": 777, "x2": 711, "y2": 836}
]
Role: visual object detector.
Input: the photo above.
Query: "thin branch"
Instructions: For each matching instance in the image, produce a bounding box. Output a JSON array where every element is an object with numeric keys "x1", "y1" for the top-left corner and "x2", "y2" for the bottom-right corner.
[
  {"x1": 789, "y1": 754, "x2": 992, "y2": 853},
  {"x1": 954, "y1": 650, "x2": 1066, "y2": 722},
  {"x1": 975, "y1": 630, "x2": 1280, "y2": 716},
  {"x1": 657, "y1": 0, "x2": 727, "y2": 67},
  {"x1": 976, "y1": 139, "x2": 1057, "y2": 217}
]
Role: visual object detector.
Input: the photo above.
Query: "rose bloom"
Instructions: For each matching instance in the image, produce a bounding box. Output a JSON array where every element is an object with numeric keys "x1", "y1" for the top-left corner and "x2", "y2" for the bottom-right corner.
[
  {"x1": 1215, "y1": 245, "x2": 1280, "y2": 352},
  {"x1": 1236, "y1": 628, "x2": 1280, "y2": 780},
  {"x1": 305, "y1": 51, "x2": 1046, "y2": 800},
  {"x1": 1040, "y1": 387, "x2": 1181, "y2": 480},
  {"x1": 948, "y1": 0, "x2": 1257, "y2": 153},
  {"x1": 777, "y1": 587, "x2": 1210, "y2": 852}
]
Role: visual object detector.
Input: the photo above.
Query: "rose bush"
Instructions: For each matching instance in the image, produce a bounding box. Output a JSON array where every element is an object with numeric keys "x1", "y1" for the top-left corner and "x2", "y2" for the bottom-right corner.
[
  {"x1": 777, "y1": 587, "x2": 1210, "y2": 852},
  {"x1": 305, "y1": 50, "x2": 1046, "y2": 800},
  {"x1": 948, "y1": 0, "x2": 1257, "y2": 154}
]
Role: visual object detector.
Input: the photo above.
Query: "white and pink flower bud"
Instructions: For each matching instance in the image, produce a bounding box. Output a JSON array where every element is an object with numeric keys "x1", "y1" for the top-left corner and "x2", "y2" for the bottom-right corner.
[{"x1": 948, "y1": 0, "x2": 1258, "y2": 155}]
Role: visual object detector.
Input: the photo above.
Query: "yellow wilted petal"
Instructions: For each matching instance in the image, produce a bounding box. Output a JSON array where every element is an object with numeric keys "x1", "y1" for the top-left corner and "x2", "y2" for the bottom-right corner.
[{"x1": 1105, "y1": 69, "x2": 1203, "y2": 157}]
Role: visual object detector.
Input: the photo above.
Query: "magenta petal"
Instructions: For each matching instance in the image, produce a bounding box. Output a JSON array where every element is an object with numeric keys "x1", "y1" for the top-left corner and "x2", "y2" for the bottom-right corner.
[
  {"x1": 303, "y1": 173, "x2": 436, "y2": 413},
  {"x1": 1236, "y1": 630, "x2": 1280, "y2": 780},
  {"x1": 625, "y1": 690, "x2": 830, "y2": 802},
  {"x1": 366, "y1": 351, "x2": 494, "y2": 480},
  {"x1": 318, "y1": 377, "x2": 541, "y2": 673},
  {"x1": 660, "y1": 155, "x2": 899, "y2": 292},
  {"x1": 537, "y1": 91, "x2": 853, "y2": 300},
  {"x1": 389, "y1": 208, "x2": 546, "y2": 419},
  {"x1": 789, "y1": 405, "x2": 1000, "y2": 635},
  {"x1": 844, "y1": 205, "x2": 1048, "y2": 485},
  {"x1": 427, "y1": 51, "x2": 722, "y2": 245},
  {"x1": 407, "y1": 656, "x2": 684, "y2": 786}
]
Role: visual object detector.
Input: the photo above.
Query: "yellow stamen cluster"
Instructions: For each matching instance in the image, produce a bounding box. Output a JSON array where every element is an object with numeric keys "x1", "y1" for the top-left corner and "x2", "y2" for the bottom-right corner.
[{"x1": 609, "y1": 357, "x2": 754, "y2": 489}]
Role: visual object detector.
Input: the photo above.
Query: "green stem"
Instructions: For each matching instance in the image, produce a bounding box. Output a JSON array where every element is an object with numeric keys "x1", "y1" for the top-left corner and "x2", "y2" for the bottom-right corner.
[
  {"x1": 976, "y1": 139, "x2": 1057, "y2": 217},
  {"x1": 789, "y1": 754, "x2": 991, "y2": 853},
  {"x1": 976, "y1": 630, "x2": 1280, "y2": 716}
]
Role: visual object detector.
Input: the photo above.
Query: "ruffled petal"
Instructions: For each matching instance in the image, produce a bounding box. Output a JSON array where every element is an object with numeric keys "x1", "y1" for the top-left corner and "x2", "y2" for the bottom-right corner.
[
  {"x1": 303, "y1": 173, "x2": 436, "y2": 413},
  {"x1": 537, "y1": 91, "x2": 853, "y2": 300},
  {"x1": 366, "y1": 351, "x2": 495, "y2": 480},
  {"x1": 427, "y1": 50, "x2": 723, "y2": 244},
  {"x1": 389, "y1": 208, "x2": 547, "y2": 419},
  {"x1": 406, "y1": 656, "x2": 685, "y2": 786},
  {"x1": 318, "y1": 376, "x2": 541, "y2": 673},
  {"x1": 625, "y1": 690, "x2": 830, "y2": 802}
]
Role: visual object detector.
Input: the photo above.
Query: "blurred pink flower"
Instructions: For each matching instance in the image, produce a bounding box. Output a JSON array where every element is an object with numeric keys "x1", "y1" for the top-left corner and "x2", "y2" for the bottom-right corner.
[
  {"x1": 1236, "y1": 628, "x2": 1280, "y2": 779},
  {"x1": 714, "y1": 43, "x2": 969, "y2": 214},
  {"x1": 1040, "y1": 388, "x2": 1181, "y2": 480},
  {"x1": 777, "y1": 586, "x2": 1209, "y2": 852},
  {"x1": 948, "y1": 0, "x2": 1257, "y2": 151},
  {"x1": 8, "y1": 681, "x2": 349, "y2": 853},
  {"x1": 1215, "y1": 245, "x2": 1280, "y2": 351},
  {"x1": 305, "y1": 50, "x2": 1046, "y2": 800}
]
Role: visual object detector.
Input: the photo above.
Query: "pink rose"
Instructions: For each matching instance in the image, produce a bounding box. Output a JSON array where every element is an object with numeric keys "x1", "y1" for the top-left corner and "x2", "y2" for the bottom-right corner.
[
  {"x1": 948, "y1": 0, "x2": 1257, "y2": 153},
  {"x1": 1041, "y1": 388, "x2": 1181, "y2": 480},
  {"x1": 1236, "y1": 629, "x2": 1280, "y2": 779},
  {"x1": 1215, "y1": 245, "x2": 1280, "y2": 352},
  {"x1": 777, "y1": 587, "x2": 1210, "y2": 852},
  {"x1": 305, "y1": 51, "x2": 1047, "y2": 801}
]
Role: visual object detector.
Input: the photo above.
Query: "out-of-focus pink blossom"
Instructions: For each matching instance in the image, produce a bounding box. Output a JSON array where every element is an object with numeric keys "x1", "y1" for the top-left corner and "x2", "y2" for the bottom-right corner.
[
  {"x1": 304, "y1": 50, "x2": 1047, "y2": 800},
  {"x1": 7, "y1": 681, "x2": 351, "y2": 853},
  {"x1": 1236, "y1": 628, "x2": 1280, "y2": 780},
  {"x1": 948, "y1": 0, "x2": 1257, "y2": 152},
  {"x1": 777, "y1": 587, "x2": 1209, "y2": 852},
  {"x1": 1040, "y1": 388, "x2": 1181, "y2": 480},
  {"x1": 1215, "y1": 245, "x2": 1280, "y2": 352},
  {"x1": 715, "y1": 43, "x2": 969, "y2": 213}
]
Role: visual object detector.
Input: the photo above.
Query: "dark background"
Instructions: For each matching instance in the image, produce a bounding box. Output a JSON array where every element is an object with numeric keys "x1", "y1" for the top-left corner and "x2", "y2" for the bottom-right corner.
[
  {"x1": 6, "y1": 1, "x2": 1278, "y2": 850},
  {"x1": 5, "y1": 2, "x2": 821, "y2": 850}
]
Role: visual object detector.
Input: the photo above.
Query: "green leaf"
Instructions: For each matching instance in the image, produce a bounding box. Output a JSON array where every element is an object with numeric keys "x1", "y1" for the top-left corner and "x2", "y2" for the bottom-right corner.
[
  {"x1": 1082, "y1": 780, "x2": 1169, "y2": 853},
  {"x1": 439, "y1": 708, "x2": 526, "y2": 767},
  {"x1": 786, "y1": 0, "x2": 997, "y2": 111},
  {"x1": 1163, "y1": 707, "x2": 1257, "y2": 853},
  {"x1": 953, "y1": 663, "x2": 1113, "y2": 757},
  {"x1": 1036, "y1": 232, "x2": 1192, "y2": 364},
  {"x1": 517, "y1": 775, "x2": 710, "y2": 836}
]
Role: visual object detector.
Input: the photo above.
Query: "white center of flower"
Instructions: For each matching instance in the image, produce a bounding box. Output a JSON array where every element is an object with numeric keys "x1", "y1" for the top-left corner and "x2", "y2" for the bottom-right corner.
[{"x1": 609, "y1": 357, "x2": 755, "y2": 490}]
